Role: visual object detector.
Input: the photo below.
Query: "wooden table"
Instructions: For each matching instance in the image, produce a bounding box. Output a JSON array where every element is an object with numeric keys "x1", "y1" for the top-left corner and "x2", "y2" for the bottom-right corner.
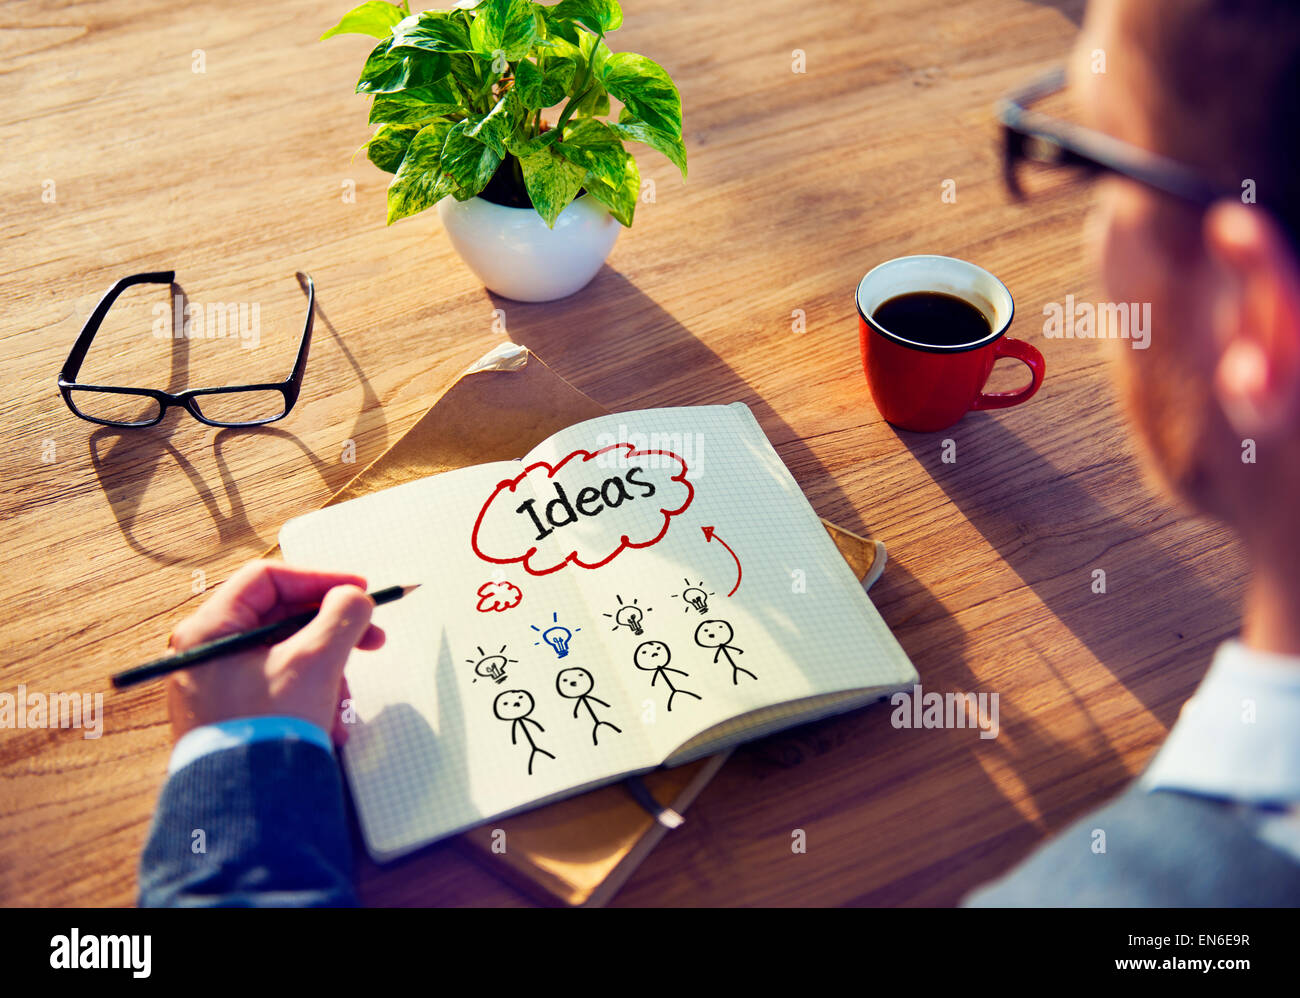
[{"x1": 0, "y1": 0, "x2": 1246, "y2": 907}]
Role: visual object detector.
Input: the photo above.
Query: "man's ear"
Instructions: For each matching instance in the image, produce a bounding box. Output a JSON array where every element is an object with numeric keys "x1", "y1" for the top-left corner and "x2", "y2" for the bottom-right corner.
[{"x1": 1204, "y1": 201, "x2": 1300, "y2": 441}]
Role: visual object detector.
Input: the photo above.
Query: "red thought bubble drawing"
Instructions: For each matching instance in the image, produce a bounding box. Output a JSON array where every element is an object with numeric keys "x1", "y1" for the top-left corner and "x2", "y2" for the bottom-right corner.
[
  {"x1": 476, "y1": 580, "x2": 523, "y2": 612},
  {"x1": 472, "y1": 443, "x2": 694, "y2": 576}
]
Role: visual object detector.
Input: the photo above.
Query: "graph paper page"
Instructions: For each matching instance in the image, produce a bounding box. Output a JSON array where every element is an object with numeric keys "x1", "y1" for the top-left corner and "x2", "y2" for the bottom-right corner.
[
  {"x1": 280, "y1": 404, "x2": 917, "y2": 859},
  {"x1": 279, "y1": 463, "x2": 657, "y2": 860},
  {"x1": 529, "y1": 403, "x2": 917, "y2": 762}
]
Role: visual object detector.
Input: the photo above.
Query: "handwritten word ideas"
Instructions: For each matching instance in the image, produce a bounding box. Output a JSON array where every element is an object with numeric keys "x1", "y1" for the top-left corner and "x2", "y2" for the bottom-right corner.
[{"x1": 472, "y1": 444, "x2": 693, "y2": 576}]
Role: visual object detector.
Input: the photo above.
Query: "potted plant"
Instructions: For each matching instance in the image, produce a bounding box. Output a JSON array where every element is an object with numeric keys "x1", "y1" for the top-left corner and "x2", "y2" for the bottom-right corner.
[{"x1": 323, "y1": 0, "x2": 688, "y2": 302}]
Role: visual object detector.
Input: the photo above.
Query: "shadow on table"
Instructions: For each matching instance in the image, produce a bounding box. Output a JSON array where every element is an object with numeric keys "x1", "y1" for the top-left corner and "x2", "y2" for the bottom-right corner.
[
  {"x1": 488, "y1": 267, "x2": 876, "y2": 541},
  {"x1": 88, "y1": 281, "x2": 387, "y2": 562},
  {"x1": 895, "y1": 413, "x2": 1233, "y2": 730},
  {"x1": 867, "y1": 553, "x2": 1130, "y2": 904},
  {"x1": 490, "y1": 268, "x2": 1132, "y2": 905},
  {"x1": 622, "y1": 552, "x2": 1132, "y2": 906},
  {"x1": 1027, "y1": 0, "x2": 1085, "y2": 26},
  {"x1": 724, "y1": 407, "x2": 1233, "y2": 903}
]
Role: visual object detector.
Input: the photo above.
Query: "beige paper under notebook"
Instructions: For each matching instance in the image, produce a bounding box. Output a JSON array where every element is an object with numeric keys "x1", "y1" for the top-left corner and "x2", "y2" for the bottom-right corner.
[{"x1": 278, "y1": 401, "x2": 918, "y2": 862}]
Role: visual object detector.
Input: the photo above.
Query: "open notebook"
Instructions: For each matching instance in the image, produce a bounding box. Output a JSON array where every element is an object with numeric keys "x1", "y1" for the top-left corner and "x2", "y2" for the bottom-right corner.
[{"x1": 279, "y1": 402, "x2": 918, "y2": 861}]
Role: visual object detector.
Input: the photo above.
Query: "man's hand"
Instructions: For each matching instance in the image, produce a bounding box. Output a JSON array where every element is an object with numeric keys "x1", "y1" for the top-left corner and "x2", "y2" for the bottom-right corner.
[{"x1": 164, "y1": 560, "x2": 386, "y2": 745}]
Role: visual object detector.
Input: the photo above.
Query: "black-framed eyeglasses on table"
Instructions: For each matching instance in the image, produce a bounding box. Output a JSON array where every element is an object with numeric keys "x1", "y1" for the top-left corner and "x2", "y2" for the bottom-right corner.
[
  {"x1": 997, "y1": 66, "x2": 1238, "y2": 208},
  {"x1": 57, "y1": 270, "x2": 314, "y2": 428}
]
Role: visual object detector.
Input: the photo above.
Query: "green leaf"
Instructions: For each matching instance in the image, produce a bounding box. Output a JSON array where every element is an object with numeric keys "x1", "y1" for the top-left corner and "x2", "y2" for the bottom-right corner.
[
  {"x1": 322, "y1": 1, "x2": 406, "y2": 41},
  {"x1": 548, "y1": 55, "x2": 579, "y2": 93},
  {"x1": 573, "y1": 83, "x2": 609, "y2": 117},
  {"x1": 390, "y1": 11, "x2": 474, "y2": 53},
  {"x1": 363, "y1": 123, "x2": 421, "y2": 173},
  {"x1": 387, "y1": 120, "x2": 456, "y2": 223},
  {"x1": 578, "y1": 30, "x2": 612, "y2": 78},
  {"x1": 465, "y1": 89, "x2": 523, "y2": 156},
  {"x1": 600, "y1": 51, "x2": 682, "y2": 138},
  {"x1": 369, "y1": 80, "x2": 462, "y2": 123},
  {"x1": 440, "y1": 119, "x2": 503, "y2": 196},
  {"x1": 551, "y1": 0, "x2": 623, "y2": 35},
  {"x1": 545, "y1": 33, "x2": 610, "y2": 119},
  {"x1": 583, "y1": 149, "x2": 638, "y2": 226},
  {"x1": 468, "y1": 0, "x2": 538, "y2": 62},
  {"x1": 609, "y1": 109, "x2": 686, "y2": 178},
  {"x1": 569, "y1": 32, "x2": 612, "y2": 115},
  {"x1": 356, "y1": 39, "x2": 401, "y2": 93},
  {"x1": 512, "y1": 58, "x2": 545, "y2": 107},
  {"x1": 505, "y1": 125, "x2": 558, "y2": 158},
  {"x1": 555, "y1": 118, "x2": 626, "y2": 190},
  {"x1": 519, "y1": 145, "x2": 586, "y2": 227},
  {"x1": 542, "y1": 32, "x2": 603, "y2": 76},
  {"x1": 513, "y1": 56, "x2": 574, "y2": 109},
  {"x1": 445, "y1": 52, "x2": 482, "y2": 94},
  {"x1": 537, "y1": 6, "x2": 580, "y2": 45},
  {"x1": 355, "y1": 37, "x2": 453, "y2": 95}
]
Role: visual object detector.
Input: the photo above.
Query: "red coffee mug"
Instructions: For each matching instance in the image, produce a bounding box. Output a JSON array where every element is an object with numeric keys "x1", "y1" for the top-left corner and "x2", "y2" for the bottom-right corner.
[{"x1": 856, "y1": 255, "x2": 1045, "y2": 432}]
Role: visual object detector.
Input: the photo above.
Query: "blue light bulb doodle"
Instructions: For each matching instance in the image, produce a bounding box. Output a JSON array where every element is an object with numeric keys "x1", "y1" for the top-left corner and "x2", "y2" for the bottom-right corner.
[
  {"x1": 543, "y1": 626, "x2": 571, "y2": 658},
  {"x1": 532, "y1": 612, "x2": 580, "y2": 659}
]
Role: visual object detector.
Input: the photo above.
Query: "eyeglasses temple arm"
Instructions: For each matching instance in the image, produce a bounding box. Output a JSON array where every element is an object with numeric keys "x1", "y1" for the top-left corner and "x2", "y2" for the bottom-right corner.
[
  {"x1": 996, "y1": 64, "x2": 1226, "y2": 207},
  {"x1": 285, "y1": 272, "x2": 315, "y2": 400},
  {"x1": 58, "y1": 271, "x2": 175, "y2": 384}
]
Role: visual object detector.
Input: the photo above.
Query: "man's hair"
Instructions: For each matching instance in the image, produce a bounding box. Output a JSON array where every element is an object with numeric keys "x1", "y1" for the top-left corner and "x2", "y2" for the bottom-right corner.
[{"x1": 1126, "y1": 0, "x2": 1300, "y2": 252}]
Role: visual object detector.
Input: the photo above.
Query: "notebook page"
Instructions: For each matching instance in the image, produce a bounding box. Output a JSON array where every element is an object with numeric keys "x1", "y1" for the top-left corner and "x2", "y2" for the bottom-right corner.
[
  {"x1": 524, "y1": 404, "x2": 918, "y2": 763},
  {"x1": 666, "y1": 689, "x2": 888, "y2": 765},
  {"x1": 278, "y1": 462, "x2": 659, "y2": 859}
]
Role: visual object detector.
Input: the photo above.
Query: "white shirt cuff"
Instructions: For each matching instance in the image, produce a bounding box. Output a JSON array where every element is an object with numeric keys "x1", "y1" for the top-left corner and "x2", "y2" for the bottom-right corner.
[{"x1": 167, "y1": 716, "x2": 333, "y2": 776}]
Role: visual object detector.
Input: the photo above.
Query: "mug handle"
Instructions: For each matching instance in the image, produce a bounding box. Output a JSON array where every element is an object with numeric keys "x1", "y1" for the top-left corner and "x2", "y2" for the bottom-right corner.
[{"x1": 971, "y1": 338, "x2": 1045, "y2": 411}]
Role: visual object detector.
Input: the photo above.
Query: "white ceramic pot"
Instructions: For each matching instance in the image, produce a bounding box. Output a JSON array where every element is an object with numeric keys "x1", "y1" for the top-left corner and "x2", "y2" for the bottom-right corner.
[{"x1": 436, "y1": 193, "x2": 621, "y2": 302}]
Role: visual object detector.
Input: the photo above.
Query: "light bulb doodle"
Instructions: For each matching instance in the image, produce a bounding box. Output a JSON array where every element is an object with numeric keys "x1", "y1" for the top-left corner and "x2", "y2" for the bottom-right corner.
[
  {"x1": 615, "y1": 605, "x2": 643, "y2": 634},
  {"x1": 672, "y1": 578, "x2": 714, "y2": 615},
  {"x1": 532, "y1": 612, "x2": 580, "y2": 659},
  {"x1": 543, "y1": 627, "x2": 571, "y2": 657},
  {"x1": 603, "y1": 594, "x2": 652, "y2": 636},
  {"x1": 468, "y1": 645, "x2": 516, "y2": 684}
]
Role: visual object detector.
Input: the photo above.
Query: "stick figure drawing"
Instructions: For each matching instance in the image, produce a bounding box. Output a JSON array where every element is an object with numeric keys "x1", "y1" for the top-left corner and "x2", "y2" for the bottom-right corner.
[
  {"x1": 493, "y1": 689, "x2": 555, "y2": 775},
  {"x1": 555, "y1": 667, "x2": 622, "y2": 745},
  {"x1": 694, "y1": 619, "x2": 756, "y2": 684},
  {"x1": 633, "y1": 640, "x2": 702, "y2": 711}
]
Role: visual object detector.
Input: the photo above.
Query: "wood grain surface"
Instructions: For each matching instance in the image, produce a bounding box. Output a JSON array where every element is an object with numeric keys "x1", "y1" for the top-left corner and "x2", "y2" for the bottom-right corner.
[{"x1": 0, "y1": 0, "x2": 1246, "y2": 907}]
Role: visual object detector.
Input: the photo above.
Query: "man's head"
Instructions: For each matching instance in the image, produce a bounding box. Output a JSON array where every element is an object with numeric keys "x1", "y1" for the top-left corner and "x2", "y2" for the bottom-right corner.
[{"x1": 1071, "y1": 0, "x2": 1300, "y2": 545}]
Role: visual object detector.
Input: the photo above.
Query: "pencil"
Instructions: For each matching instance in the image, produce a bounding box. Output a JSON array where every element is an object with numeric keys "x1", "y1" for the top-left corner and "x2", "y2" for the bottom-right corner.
[{"x1": 110, "y1": 584, "x2": 420, "y2": 689}]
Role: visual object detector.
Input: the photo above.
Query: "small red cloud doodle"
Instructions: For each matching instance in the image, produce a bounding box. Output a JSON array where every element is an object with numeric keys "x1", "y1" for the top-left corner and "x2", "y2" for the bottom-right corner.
[
  {"x1": 476, "y1": 580, "x2": 523, "y2": 612},
  {"x1": 472, "y1": 443, "x2": 694, "y2": 576}
]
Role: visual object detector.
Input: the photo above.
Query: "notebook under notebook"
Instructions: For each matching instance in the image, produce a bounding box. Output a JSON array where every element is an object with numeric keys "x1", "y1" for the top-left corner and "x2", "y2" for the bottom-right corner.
[{"x1": 278, "y1": 402, "x2": 918, "y2": 862}]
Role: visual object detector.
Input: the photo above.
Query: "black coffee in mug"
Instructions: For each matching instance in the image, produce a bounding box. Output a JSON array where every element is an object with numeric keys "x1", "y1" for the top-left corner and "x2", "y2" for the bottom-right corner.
[{"x1": 872, "y1": 290, "x2": 992, "y2": 347}]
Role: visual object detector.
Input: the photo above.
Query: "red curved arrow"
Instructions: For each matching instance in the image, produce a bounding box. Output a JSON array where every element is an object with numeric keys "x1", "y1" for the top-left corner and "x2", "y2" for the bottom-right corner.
[{"x1": 701, "y1": 526, "x2": 742, "y2": 596}]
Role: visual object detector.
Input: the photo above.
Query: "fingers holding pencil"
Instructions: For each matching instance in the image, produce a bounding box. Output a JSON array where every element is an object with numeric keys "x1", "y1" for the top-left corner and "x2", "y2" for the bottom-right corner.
[
  {"x1": 164, "y1": 561, "x2": 388, "y2": 745},
  {"x1": 166, "y1": 559, "x2": 384, "y2": 653}
]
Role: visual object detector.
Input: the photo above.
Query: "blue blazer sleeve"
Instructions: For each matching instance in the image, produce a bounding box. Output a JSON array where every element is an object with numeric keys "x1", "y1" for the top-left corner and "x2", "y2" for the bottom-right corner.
[
  {"x1": 138, "y1": 738, "x2": 358, "y2": 907},
  {"x1": 963, "y1": 786, "x2": 1300, "y2": 907}
]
